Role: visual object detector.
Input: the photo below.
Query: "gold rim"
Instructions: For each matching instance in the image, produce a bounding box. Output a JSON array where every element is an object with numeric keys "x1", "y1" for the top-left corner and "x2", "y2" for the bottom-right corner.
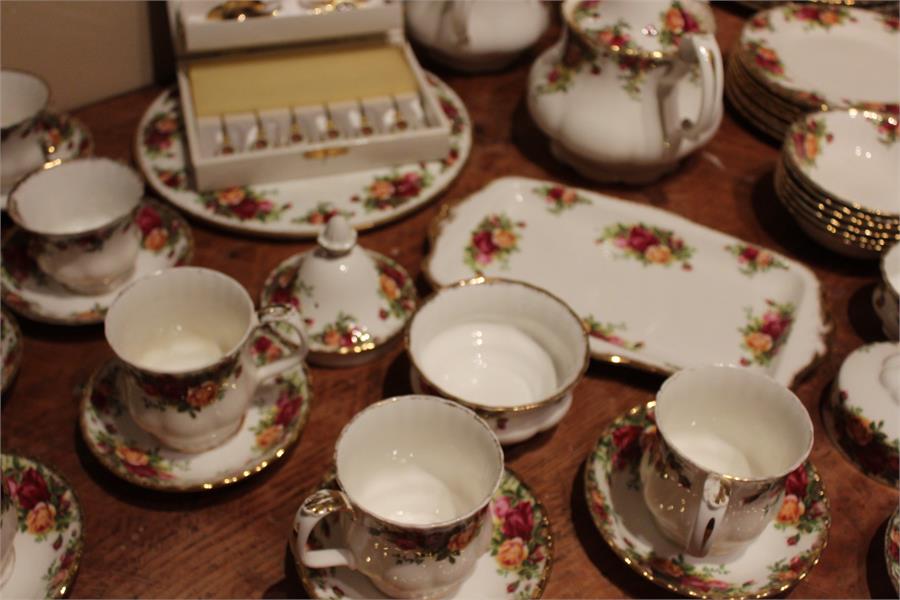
[
  {"x1": 781, "y1": 112, "x2": 900, "y2": 219},
  {"x1": 7, "y1": 157, "x2": 142, "y2": 237},
  {"x1": 133, "y1": 74, "x2": 472, "y2": 240},
  {"x1": 1, "y1": 307, "x2": 23, "y2": 394},
  {"x1": 404, "y1": 276, "x2": 590, "y2": 414},
  {"x1": 1, "y1": 452, "x2": 85, "y2": 599},
  {"x1": 0, "y1": 200, "x2": 195, "y2": 326},
  {"x1": 724, "y1": 64, "x2": 787, "y2": 142},
  {"x1": 422, "y1": 182, "x2": 831, "y2": 390},
  {"x1": 293, "y1": 465, "x2": 554, "y2": 599},
  {"x1": 77, "y1": 358, "x2": 313, "y2": 493},
  {"x1": 583, "y1": 401, "x2": 831, "y2": 600},
  {"x1": 777, "y1": 162, "x2": 900, "y2": 240},
  {"x1": 728, "y1": 54, "x2": 807, "y2": 121},
  {"x1": 260, "y1": 251, "x2": 415, "y2": 363}
]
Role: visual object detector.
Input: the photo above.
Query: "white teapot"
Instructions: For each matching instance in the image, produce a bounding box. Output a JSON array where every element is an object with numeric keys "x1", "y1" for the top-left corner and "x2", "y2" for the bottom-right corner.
[
  {"x1": 406, "y1": 0, "x2": 550, "y2": 72},
  {"x1": 527, "y1": 0, "x2": 723, "y2": 184}
]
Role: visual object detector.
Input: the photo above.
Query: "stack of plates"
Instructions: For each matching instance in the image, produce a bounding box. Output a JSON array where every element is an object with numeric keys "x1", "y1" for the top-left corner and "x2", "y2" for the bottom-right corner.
[
  {"x1": 737, "y1": 1, "x2": 900, "y2": 15},
  {"x1": 726, "y1": 2, "x2": 899, "y2": 141},
  {"x1": 774, "y1": 108, "x2": 900, "y2": 259}
]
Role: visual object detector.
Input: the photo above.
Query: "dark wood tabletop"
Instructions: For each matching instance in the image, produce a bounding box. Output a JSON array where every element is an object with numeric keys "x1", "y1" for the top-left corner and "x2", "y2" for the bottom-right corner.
[{"x1": 2, "y1": 4, "x2": 898, "y2": 599}]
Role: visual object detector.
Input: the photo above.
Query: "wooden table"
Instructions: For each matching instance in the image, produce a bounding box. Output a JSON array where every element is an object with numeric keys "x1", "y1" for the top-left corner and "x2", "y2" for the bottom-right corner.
[{"x1": 3, "y1": 4, "x2": 897, "y2": 598}]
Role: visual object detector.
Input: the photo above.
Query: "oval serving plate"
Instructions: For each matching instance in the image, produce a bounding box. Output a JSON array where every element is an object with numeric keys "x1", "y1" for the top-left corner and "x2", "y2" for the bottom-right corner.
[
  {"x1": 424, "y1": 177, "x2": 829, "y2": 387},
  {"x1": 134, "y1": 73, "x2": 471, "y2": 239},
  {"x1": 738, "y1": 4, "x2": 899, "y2": 110}
]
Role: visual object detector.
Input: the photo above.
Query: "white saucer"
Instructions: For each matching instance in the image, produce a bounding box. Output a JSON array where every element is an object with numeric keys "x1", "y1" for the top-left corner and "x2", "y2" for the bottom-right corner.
[
  {"x1": 79, "y1": 358, "x2": 312, "y2": 492},
  {"x1": 0, "y1": 200, "x2": 193, "y2": 326},
  {"x1": 409, "y1": 368, "x2": 572, "y2": 445},
  {"x1": 584, "y1": 401, "x2": 830, "y2": 599},
  {"x1": 134, "y1": 73, "x2": 471, "y2": 238},
  {"x1": 1, "y1": 454, "x2": 84, "y2": 598},
  {"x1": 290, "y1": 469, "x2": 553, "y2": 599}
]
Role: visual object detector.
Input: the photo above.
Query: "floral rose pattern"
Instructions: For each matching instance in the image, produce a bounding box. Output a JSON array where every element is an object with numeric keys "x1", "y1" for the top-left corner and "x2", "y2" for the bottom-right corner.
[
  {"x1": 464, "y1": 213, "x2": 524, "y2": 273},
  {"x1": 658, "y1": 1, "x2": 702, "y2": 48},
  {"x1": 782, "y1": 4, "x2": 856, "y2": 30},
  {"x1": 438, "y1": 92, "x2": 466, "y2": 136},
  {"x1": 2, "y1": 457, "x2": 75, "y2": 542},
  {"x1": 143, "y1": 112, "x2": 181, "y2": 158},
  {"x1": 153, "y1": 167, "x2": 188, "y2": 190},
  {"x1": 749, "y1": 12, "x2": 773, "y2": 31},
  {"x1": 586, "y1": 403, "x2": 830, "y2": 599},
  {"x1": 20, "y1": 112, "x2": 91, "y2": 159},
  {"x1": 790, "y1": 117, "x2": 833, "y2": 168},
  {"x1": 583, "y1": 316, "x2": 644, "y2": 351},
  {"x1": 353, "y1": 168, "x2": 433, "y2": 213},
  {"x1": 739, "y1": 300, "x2": 794, "y2": 367},
  {"x1": 367, "y1": 511, "x2": 485, "y2": 566},
  {"x1": 597, "y1": 222, "x2": 694, "y2": 269},
  {"x1": 376, "y1": 259, "x2": 416, "y2": 320},
  {"x1": 261, "y1": 262, "x2": 313, "y2": 313},
  {"x1": 595, "y1": 20, "x2": 655, "y2": 99},
  {"x1": 94, "y1": 430, "x2": 180, "y2": 483},
  {"x1": 200, "y1": 186, "x2": 288, "y2": 222},
  {"x1": 744, "y1": 39, "x2": 787, "y2": 79},
  {"x1": 872, "y1": 114, "x2": 899, "y2": 146},
  {"x1": 135, "y1": 203, "x2": 183, "y2": 255},
  {"x1": 832, "y1": 389, "x2": 899, "y2": 485},
  {"x1": 251, "y1": 370, "x2": 308, "y2": 453},
  {"x1": 311, "y1": 312, "x2": 372, "y2": 350},
  {"x1": 533, "y1": 184, "x2": 591, "y2": 214},
  {"x1": 881, "y1": 13, "x2": 900, "y2": 32},
  {"x1": 42, "y1": 533, "x2": 80, "y2": 595},
  {"x1": 726, "y1": 244, "x2": 788, "y2": 276},
  {"x1": 490, "y1": 472, "x2": 550, "y2": 599},
  {"x1": 292, "y1": 203, "x2": 354, "y2": 225}
]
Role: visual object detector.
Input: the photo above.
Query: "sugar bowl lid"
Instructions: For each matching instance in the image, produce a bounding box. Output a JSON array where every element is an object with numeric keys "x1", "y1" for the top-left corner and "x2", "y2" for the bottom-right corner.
[
  {"x1": 830, "y1": 342, "x2": 900, "y2": 485},
  {"x1": 260, "y1": 216, "x2": 417, "y2": 366}
]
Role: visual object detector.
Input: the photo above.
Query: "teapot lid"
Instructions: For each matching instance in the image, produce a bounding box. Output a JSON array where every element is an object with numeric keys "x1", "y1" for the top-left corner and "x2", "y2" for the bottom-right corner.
[
  {"x1": 563, "y1": 0, "x2": 714, "y2": 61},
  {"x1": 261, "y1": 216, "x2": 417, "y2": 367}
]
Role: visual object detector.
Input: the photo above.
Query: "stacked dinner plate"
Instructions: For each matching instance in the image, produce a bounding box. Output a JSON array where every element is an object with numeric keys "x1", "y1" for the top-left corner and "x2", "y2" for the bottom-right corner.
[
  {"x1": 774, "y1": 108, "x2": 900, "y2": 259},
  {"x1": 726, "y1": 2, "x2": 900, "y2": 142}
]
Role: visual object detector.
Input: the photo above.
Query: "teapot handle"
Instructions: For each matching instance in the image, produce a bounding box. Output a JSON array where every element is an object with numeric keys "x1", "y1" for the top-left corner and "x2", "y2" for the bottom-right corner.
[{"x1": 669, "y1": 33, "x2": 723, "y2": 142}]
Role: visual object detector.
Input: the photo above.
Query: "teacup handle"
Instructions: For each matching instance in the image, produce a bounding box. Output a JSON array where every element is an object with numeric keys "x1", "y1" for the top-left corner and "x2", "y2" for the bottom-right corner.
[
  {"x1": 247, "y1": 305, "x2": 309, "y2": 384},
  {"x1": 688, "y1": 473, "x2": 730, "y2": 557},
  {"x1": 667, "y1": 33, "x2": 723, "y2": 142},
  {"x1": 294, "y1": 489, "x2": 356, "y2": 569}
]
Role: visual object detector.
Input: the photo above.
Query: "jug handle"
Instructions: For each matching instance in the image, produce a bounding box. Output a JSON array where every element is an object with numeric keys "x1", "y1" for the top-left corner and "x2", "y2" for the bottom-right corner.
[
  {"x1": 687, "y1": 473, "x2": 730, "y2": 557},
  {"x1": 669, "y1": 33, "x2": 723, "y2": 142}
]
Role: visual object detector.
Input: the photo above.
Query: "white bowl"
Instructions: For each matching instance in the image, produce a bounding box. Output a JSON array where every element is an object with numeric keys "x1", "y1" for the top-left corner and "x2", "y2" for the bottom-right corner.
[{"x1": 1, "y1": 70, "x2": 49, "y2": 131}]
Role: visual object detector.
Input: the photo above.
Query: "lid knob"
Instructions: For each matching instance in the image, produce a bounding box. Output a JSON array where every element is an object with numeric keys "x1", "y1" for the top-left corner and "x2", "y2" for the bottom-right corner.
[{"x1": 317, "y1": 215, "x2": 357, "y2": 256}]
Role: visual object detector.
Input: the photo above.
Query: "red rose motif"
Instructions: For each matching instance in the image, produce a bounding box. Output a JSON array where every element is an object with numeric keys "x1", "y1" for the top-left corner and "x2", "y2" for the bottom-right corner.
[
  {"x1": 275, "y1": 393, "x2": 301, "y2": 427},
  {"x1": 439, "y1": 98, "x2": 459, "y2": 121},
  {"x1": 547, "y1": 186, "x2": 564, "y2": 200},
  {"x1": 890, "y1": 540, "x2": 899, "y2": 561},
  {"x1": 681, "y1": 9, "x2": 700, "y2": 33},
  {"x1": 15, "y1": 468, "x2": 51, "y2": 510},
  {"x1": 740, "y1": 246, "x2": 759, "y2": 262},
  {"x1": 548, "y1": 69, "x2": 560, "y2": 83},
  {"x1": 760, "y1": 311, "x2": 790, "y2": 341},
  {"x1": 784, "y1": 466, "x2": 808, "y2": 499},
  {"x1": 611, "y1": 424, "x2": 644, "y2": 469},
  {"x1": 379, "y1": 263, "x2": 406, "y2": 287},
  {"x1": 394, "y1": 173, "x2": 422, "y2": 198},
  {"x1": 124, "y1": 462, "x2": 159, "y2": 479},
  {"x1": 233, "y1": 198, "x2": 261, "y2": 220},
  {"x1": 269, "y1": 287, "x2": 298, "y2": 308},
  {"x1": 501, "y1": 501, "x2": 534, "y2": 541},
  {"x1": 473, "y1": 230, "x2": 497, "y2": 255},
  {"x1": 796, "y1": 6, "x2": 820, "y2": 20},
  {"x1": 254, "y1": 336, "x2": 273, "y2": 354},
  {"x1": 625, "y1": 226, "x2": 658, "y2": 253},
  {"x1": 789, "y1": 555, "x2": 806, "y2": 572},
  {"x1": 493, "y1": 495, "x2": 513, "y2": 520},
  {"x1": 135, "y1": 205, "x2": 163, "y2": 236}
]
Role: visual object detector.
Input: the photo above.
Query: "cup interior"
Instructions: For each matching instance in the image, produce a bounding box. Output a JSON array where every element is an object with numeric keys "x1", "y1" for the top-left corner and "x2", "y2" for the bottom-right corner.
[
  {"x1": 10, "y1": 158, "x2": 142, "y2": 235},
  {"x1": 1, "y1": 70, "x2": 49, "y2": 130},
  {"x1": 408, "y1": 279, "x2": 587, "y2": 409},
  {"x1": 336, "y1": 395, "x2": 503, "y2": 527},
  {"x1": 883, "y1": 243, "x2": 900, "y2": 297},
  {"x1": 105, "y1": 268, "x2": 255, "y2": 374},
  {"x1": 655, "y1": 366, "x2": 813, "y2": 480}
]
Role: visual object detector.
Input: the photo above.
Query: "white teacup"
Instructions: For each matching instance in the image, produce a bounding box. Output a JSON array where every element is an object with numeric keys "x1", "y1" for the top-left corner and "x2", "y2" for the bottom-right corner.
[
  {"x1": 640, "y1": 365, "x2": 813, "y2": 557},
  {"x1": 8, "y1": 158, "x2": 143, "y2": 294},
  {"x1": 406, "y1": 277, "x2": 589, "y2": 442},
  {"x1": 295, "y1": 395, "x2": 504, "y2": 598},
  {"x1": 0, "y1": 477, "x2": 15, "y2": 588},
  {"x1": 1, "y1": 70, "x2": 51, "y2": 194},
  {"x1": 105, "y1": 267, "x2": 308, "y2": 453}
]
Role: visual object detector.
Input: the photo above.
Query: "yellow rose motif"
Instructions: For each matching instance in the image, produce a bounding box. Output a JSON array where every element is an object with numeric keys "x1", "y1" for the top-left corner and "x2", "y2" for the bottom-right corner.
[
  {"x1": 116, "y1": 445, "x2": 149, "y2": 466},
  {"x1": 380, "y1": 274, "x2": 400, "y2": 300},
  {"x1": 819, "y1": 10, "x2": 839, "y2": 25},
  {"x1": 745, "y1": 331, "x2": 773, "y2": 354},
  {"x1": 803, "y1": 133, "x2": 819, "y2": 161},
  {"x1": 665, "y1": 7, "x2": 685, "y2": 33},
  {"x1": 156, "y1": 117, "x2": 178, "y2": 134},
  {"x1": 255, "y1": 424, "x2": 284, "y2": 449},
  {"x1": 496, "y1": 537, "x2": 528, "y2": 569},
  {"x1": 756, "y1": 250, "x2": 773, "y2": 267},
  {"x1": 492, "y1": 229, "x2": 517, "y2": 250},
  {"x1": 644, "y1": 245, "x2": 672, "y2": 264},
  {"x1": 650, "y1": 556, "x2": 684, "y2": 578},
  {"x1": 447, "y1": 521, "x2": 478, "y2": 552},
  {"x1": 845, "y1": 413, "x2": 873, "y2": 446},
  {"x1": 323, "y1": 329, "x2": 342, "y2": 348},
  {"x1": 777, "y1": 568, "x2": 800, "y2": 582},
  {"x1": 217, "y1": 187, "x2": 246, "y2": 206},
  {"x1": 143, "y1": 227, "x2": 169, "y2": 251},
  {"x1": 369, "y1": 180, "x2": 395, "y2": 201},
  {"x1": 561, "y1": 188, "x2": 577, "y2": 205},
  {"x1": 758, "y1": 47, "x2": 778, "y2": 63},
  {"x1": 186, "y1": 381, "x2": 219, "y2": 409},
  {"x1": 776, "y1": 494, "x2": 805, "y2": 524},
  {"x1": 26, "y1": 502, "x2": 57, "y2": 535}
]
